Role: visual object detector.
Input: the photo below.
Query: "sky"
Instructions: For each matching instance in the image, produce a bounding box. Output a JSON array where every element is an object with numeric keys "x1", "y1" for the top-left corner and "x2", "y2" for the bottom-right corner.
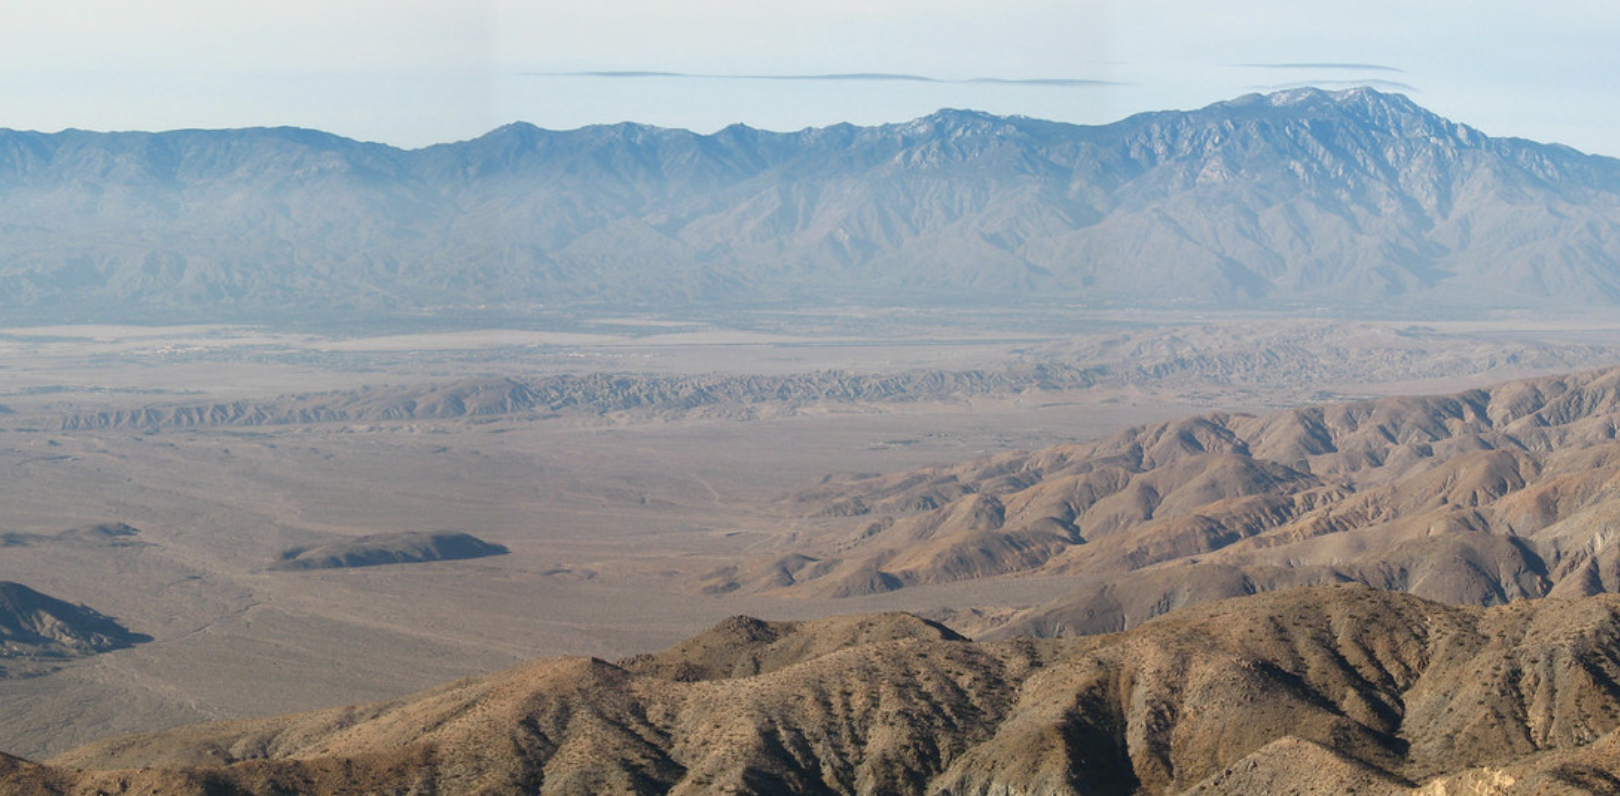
[{"x1": 3, "y1": 0, "x2": 1618, "y2": 157}]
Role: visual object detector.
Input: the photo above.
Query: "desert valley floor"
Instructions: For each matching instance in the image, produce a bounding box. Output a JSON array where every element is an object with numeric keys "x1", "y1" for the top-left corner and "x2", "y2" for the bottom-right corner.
[{"x1": 1, "y1": 309, "x2": 1619, "y2": 763}]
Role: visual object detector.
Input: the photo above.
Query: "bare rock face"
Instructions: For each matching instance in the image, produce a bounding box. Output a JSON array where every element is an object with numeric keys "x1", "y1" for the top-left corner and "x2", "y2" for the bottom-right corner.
[
  {"x1": 269, "y1": 531, "x2": 508, "y2": 571},
  {"x1": 18, "y1": 587, "x2": 1620, "y2": 795}
]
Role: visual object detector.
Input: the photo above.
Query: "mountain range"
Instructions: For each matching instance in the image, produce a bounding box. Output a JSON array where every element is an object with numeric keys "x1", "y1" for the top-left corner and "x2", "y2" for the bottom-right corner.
[{"x1": 7, "y1": 87, "x2": 1620, "y2": 321}]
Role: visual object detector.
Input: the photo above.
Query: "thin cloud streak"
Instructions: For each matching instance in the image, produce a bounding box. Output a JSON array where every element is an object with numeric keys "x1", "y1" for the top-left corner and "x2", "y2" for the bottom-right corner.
[
  {"x1": 966, "y1": 77, "x2": 1120, "y2": 87},
  {"x1": 1250, "y1": 78, "x2": 1421, "y2": 93},
  {"x1": 547, "y1": 71, "x2": 1122, "y2": 87},
  {"x1": 1239, "y1": 63, "x2": 1406, "y2": 72},
  {"x1": 570, "y1": 71, "x2": 689, "y2": 78}
]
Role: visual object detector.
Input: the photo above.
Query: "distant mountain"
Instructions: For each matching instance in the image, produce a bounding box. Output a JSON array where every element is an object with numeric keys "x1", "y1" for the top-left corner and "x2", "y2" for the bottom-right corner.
[
  {"x1": 29, "y1": 589, "x2": 1620, "y2": 795},
  {"x1": 7, "y1": 88, "x2": 1620, "y2": 321}
]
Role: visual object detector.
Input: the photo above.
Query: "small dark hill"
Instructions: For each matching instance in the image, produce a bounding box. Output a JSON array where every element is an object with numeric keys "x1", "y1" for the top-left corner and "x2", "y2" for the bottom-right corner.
[
  {"x1": 0, "y1": 522, "x2": 143, "y2": 549},
  {"x1": 0, "y1": 581, "x2": 147, "y2": 661},
  {"x1": 269, "y1": 531, "x2": 507, "y2": 571},
  {"x1": 52, "y1": 522, "x2": 142, "y2": 546}
]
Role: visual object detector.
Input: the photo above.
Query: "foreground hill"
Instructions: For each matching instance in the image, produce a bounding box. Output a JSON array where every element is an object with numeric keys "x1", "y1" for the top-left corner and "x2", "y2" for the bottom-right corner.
[
  {"x1": 708, "y1": 367, "x2": 1620, "y2": 634},
  {"x1": 7, "y1": 88, "x2": 1620, "y2": 320},
  {"x1": 11, "y1": 587, "x2": 1620, "y2": 794}
]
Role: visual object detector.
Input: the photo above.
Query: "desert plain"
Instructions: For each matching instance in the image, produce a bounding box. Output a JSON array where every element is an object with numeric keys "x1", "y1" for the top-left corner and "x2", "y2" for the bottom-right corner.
[{"x1": 0, "y1": 308, "x2": 1614, "y2": 761}]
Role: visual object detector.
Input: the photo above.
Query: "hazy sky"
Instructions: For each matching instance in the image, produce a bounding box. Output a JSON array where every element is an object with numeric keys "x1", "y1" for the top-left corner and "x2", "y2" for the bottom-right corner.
[{"x1": 5, "y1": 1, "x2": 1618, "y2": 156}]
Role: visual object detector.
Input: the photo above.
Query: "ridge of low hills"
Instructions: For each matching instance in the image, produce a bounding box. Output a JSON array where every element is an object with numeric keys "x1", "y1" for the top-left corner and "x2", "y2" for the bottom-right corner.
[
  {"x1": 708, "y1": 366, "x2": 1620, "y2": 633},
  {"x1": 40, "y1": 319, "x2": 1620, "y2": 433},
  {"x1": 50, "y1": 368, "x2": 1105, "y2": 431},
  {"x1": 0, "y1": 523, "x2": 143, "y2": 549},
  {"x1": 18, "y1": 587, "x2": 1620, "y2": 795}
]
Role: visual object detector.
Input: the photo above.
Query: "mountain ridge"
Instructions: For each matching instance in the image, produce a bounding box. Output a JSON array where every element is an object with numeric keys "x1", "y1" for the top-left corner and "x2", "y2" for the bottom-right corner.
[{"x1": 8, "y1": 88, "x2": 1620, "y2": 320}]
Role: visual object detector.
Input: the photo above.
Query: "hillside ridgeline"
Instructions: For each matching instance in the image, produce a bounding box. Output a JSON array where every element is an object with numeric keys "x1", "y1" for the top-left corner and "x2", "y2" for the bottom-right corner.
[{"x1": 12, "y1": 587, "x2": 1620, "y2": 795}]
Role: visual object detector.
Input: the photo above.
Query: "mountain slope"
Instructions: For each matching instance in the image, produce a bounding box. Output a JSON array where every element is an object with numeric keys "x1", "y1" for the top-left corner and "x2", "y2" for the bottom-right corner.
[
  {"x1": 7, "y1": 88, "x2": 1620, "y2": 320},
  {"x1": 18, "y1": 588, "x2": 1620, "y2": 795}
]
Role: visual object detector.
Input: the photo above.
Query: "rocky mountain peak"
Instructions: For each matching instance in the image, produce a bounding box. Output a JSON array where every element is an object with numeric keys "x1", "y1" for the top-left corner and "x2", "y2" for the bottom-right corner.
[{"x1": 894, "y1": 108, "x2": 1028, "y2": 137}]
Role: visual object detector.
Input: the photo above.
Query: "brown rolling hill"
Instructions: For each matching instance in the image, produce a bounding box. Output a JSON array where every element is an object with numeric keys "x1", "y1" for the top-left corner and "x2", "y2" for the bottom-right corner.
[
  {"x1": 701, "y1": 366, "x2": 1620, "y2": 640},
  {"x1": 6, "y1": 586, "x2": 1620, "y2": 794}
]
